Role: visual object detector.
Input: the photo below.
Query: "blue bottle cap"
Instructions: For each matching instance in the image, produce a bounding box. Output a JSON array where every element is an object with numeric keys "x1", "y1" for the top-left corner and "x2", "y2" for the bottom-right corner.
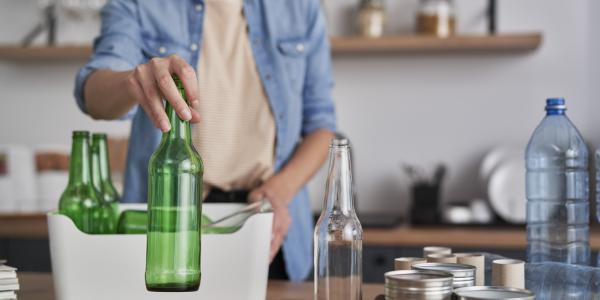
[{"x1": 545, "y1": 98, "x2": 566, "y2": 112}]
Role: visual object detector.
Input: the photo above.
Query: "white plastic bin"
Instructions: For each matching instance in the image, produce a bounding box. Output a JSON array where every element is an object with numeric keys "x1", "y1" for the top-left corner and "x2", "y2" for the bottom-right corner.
[{"x1": 48, "y1": 203, "x2": 273, "y2": 300}]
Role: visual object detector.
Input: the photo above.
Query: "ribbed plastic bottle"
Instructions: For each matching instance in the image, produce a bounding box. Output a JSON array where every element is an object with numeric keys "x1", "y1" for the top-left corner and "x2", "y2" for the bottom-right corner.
[{"x1": 526, "y1": 98, "x2": 589, "y2": 265}]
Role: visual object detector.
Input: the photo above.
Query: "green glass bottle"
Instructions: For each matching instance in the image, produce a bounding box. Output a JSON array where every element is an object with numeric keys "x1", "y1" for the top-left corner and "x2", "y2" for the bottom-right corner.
[
  {"x1": 58, "y1": 131, "x2": 102, "y2": 234},
  {"x1": 117, "y1": 210, "x2": 148, "y2": 234},
  {"x1": 145, "y1": 76, "x2": 203, "y2": 292},
  {"x1": 90, "y1": 134, "x2": 118, "y2": 234},
  {"x1": 91, "y1": 133, "x2": 119, "y2": 233}
]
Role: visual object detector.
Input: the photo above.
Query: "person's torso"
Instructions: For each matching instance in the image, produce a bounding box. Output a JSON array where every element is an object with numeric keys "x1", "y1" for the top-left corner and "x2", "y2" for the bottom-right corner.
[{"x1": 194, "y1": 0, "x2": 275, "y2": 192}]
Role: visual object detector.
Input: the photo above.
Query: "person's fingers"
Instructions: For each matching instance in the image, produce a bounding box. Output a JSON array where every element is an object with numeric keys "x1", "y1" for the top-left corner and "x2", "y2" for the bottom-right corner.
[
  {"x1": 270, "y1": 231, "x2": 284, "y2": 262},
  {"x1": 150, "y1": 57, "x2": 192, "y2": 121},
  {"x1": 269, "y1": 210, "x2": 292, "y2": 261},
  {"x1": 248, "y1": 189, "x2": 265, "y2": 203},
  {"x1": 190, "y1": 108, "x2": 201, "y2": 123},
  {"x1": 169, "y1": 55, "x2": 199, "y2": 107},
  {"x1": 126, "y1": 75, "x2": 160, "y2": 128},
  {"x1": 134, "y1": 65, "x2": 170, "y2": 132}
]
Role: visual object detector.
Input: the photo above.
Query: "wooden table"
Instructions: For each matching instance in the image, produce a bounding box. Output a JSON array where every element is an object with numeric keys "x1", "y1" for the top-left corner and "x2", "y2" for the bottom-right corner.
[{"x1": 17, "y1": 272, "x2": 383, "y2": 300}]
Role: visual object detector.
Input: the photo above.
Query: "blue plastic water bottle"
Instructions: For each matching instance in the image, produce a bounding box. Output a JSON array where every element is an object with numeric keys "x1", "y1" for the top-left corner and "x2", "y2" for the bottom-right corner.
[{"x1": 526, "y1": 98, "x2": 589, "y2": 265}]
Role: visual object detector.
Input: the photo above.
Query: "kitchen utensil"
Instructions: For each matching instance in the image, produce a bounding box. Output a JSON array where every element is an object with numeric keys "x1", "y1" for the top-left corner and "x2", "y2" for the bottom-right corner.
[
  {"x1": 488, "y1": 158, "x2": 526, "y2": 223},
  {"x1": 202, "y1": 198, "x2": 272, "y2": 229}
]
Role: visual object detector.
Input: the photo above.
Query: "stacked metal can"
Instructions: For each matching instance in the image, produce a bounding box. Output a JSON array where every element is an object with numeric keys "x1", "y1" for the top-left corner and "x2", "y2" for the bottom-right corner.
[
  {"x1": 384, "y1": 270, "x2": 453, "y2": 300},
  {"x1": 412, "y1": 263, "x2": 476, "y2": 288},
  {"x1": 453, "y1": 286, "x2": 535, "y2": 300}
]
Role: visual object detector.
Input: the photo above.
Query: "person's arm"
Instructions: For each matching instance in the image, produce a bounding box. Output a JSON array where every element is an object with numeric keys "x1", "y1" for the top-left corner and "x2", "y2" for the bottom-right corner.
[
  {"x1": 84, "y1": 57, "x2": 201, "y2": 132},
  {"x1": 250, "y1": 0, "x2": 336, "y2": 261},
  {"x1": 75, "y1": 0, "x2": 199, "y2": 131}
]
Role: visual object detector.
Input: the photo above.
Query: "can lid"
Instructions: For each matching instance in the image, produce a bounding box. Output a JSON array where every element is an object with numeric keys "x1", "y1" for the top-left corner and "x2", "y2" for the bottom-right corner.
[
  {"x1": 453, "y1": 286, "x2": 535, "y2": 300},
  {"x1": 385, "y1": 270, "x2": 453, "y2": 289},
  {"x1": 412, "y1": 263, "x2": 476, "y2": 278}
]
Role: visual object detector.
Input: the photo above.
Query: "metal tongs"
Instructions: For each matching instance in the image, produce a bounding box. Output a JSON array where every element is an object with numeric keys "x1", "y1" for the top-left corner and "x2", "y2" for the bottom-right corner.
[{"x1": 202, "y1": 198, "x2": 272, "y2": 229}]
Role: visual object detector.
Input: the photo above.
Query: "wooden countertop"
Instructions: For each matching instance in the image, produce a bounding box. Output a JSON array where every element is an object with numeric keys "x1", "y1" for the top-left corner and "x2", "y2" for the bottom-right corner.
[
  {"x1": 17, "y1": 272, "x2": 383, "y2": 300},
  {"x1": 3, "y1": 213, "x2": 600, "y2": 250}
]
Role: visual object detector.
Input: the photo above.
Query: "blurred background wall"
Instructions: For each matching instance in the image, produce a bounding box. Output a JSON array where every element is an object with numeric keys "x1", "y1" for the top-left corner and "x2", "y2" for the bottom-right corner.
[{"x1": 0, "y1": 0, "x2": 597, "y2": 215}]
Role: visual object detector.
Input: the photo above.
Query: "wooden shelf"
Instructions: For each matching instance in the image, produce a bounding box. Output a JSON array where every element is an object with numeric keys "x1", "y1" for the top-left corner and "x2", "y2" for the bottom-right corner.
[
  {"x1": 331, "y1": 33, "x2": 542, "y2": 54},
  {"x1": 0, "y1": 33, "x2": 542, "y2": 60},
  {"x1": 364, "y1": 225, "x2": 600, "y2": 250},
  {"x1": 0, "y1": 45, "x2": 91, "y2": 60}
]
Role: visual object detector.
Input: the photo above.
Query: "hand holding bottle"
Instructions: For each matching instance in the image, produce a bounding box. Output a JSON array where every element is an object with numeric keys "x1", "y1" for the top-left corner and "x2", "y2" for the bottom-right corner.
[{"x1": 125, "y1": 55, "x2": 201, "y2": 132}]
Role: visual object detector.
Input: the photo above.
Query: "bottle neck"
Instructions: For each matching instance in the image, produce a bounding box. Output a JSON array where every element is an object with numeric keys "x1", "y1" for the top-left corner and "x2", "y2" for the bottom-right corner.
[
  {"x1": 546, "y1": 109, "x2": 566, "y2": 116},
  {"x1": 91, "y1": 146, "x2": 103, "y2": 192},
  {"x1": 163, "y1": 102, "x2": 192, "y2": 142},
  {"x1": 322, "y1": 145, "x2": 355, "y2": 215},
  {"x1": 94, "y1": 137, "x2": 112, "y2": 182},
  {"x1": 68, "y1": 137, "x2": 92, "y2": 186}
]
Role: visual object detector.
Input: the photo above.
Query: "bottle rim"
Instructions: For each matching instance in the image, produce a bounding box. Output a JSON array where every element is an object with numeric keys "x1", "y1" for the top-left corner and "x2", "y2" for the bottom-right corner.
[
  {"x1": 92, "y1": 133, "x2": 107, "y2": 139},
  {"x1": 72, "y1": 131, "x2": 90, "y2": 138},
  {"x1": 331, "y1": 138, "x2": 349, "y2": 147}
]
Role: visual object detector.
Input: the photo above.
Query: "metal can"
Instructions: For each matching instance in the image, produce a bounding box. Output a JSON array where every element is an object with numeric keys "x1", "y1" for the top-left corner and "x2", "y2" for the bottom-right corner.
[
  {"x1": 384, "y1": 270, "x2": 453, "y2": 300},
  {"x1": 412, "y1": 263, "x2": 476, "y2": 288},
  {"x1": 453, "y1": 286, "x2": 535, "y2": 300}
]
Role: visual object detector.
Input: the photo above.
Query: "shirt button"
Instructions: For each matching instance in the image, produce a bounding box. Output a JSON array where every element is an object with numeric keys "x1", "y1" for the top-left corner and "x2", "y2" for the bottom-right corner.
[
  {"x1": 296, "y1": 43, "x2": 305, "y2": 53},
  {"x1": 190, "y1": 43, "x2": 198, "y2": 51},
  {"x1": 265, "y1": 74, "x2": 272, "y2": 81},
  {"x1": 158, "y1": 46, "x2": 166, "y2": 54},
  {"x1": 278, "y1": 112, "x2": 284, "y2": 119},
  {"x1": 195, "y1": 4, "x2": 203, "y2": 11}
]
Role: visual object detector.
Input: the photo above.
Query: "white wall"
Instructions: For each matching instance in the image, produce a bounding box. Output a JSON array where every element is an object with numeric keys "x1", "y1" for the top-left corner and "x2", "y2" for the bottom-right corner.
[{"x1": 0, "y1": 0, "x2": 598, "y2": 215}]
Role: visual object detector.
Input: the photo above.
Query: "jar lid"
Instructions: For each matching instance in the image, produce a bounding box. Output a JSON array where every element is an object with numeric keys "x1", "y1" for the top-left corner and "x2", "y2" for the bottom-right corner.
[
  {"x1": 412, "y1": 263, "x2": 476, "y2": 279},
  {"x1": 453, "y1": 286, "x2": 535, "y2": 300},
  {"x1": 385, "y1": 270, "x2": 454, "y2": 290}
]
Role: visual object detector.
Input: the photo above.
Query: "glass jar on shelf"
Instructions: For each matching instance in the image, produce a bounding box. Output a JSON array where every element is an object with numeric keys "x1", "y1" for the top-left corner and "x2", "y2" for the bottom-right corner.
[
  {"x1": 416, "y1": 0, "x2": 456, "y2": 38},
  {"x1": 356, "y1": 0, "x2": 386, "y2": 38}
]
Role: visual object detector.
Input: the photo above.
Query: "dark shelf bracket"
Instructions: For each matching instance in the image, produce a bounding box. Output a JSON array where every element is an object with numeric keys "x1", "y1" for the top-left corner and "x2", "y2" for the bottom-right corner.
[{"x1": 488, "y1": 0, "x2": 497, "y2": 34}]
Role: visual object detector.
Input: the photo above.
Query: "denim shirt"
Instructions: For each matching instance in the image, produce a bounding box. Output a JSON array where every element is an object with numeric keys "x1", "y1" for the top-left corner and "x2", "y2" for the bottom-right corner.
[{"x1": 74, "y1": 0, "x2": 336, "y2": 281}]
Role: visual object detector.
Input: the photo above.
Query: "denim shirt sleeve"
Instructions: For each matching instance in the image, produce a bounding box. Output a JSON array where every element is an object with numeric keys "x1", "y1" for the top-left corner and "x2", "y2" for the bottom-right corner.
[
  {"x1": 301, "y1": 0, "x2": 337, "y2": 136},
  {"x1": 74, "y1": 0, "x2": 144, "y2": 119}
]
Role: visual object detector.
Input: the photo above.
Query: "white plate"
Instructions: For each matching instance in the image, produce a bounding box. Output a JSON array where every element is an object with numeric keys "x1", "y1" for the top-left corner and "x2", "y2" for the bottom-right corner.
[{"x1": 488, "y1": 157, "x2": 526, "y2": 224}]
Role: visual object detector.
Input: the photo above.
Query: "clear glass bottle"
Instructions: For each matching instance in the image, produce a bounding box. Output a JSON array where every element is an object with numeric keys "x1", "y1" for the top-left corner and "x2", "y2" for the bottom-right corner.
[{"x1": 314, "y1": 138, "x2": 363, "y2": 300}]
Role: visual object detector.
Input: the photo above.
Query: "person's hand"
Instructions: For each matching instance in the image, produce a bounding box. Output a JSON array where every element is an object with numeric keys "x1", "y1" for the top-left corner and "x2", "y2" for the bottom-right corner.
[
  {"x1": 125, "y1": 55, "x2": 201, "y2": 132},
  {"x1": 249, "y1": 175, "x2": 296, "y2": 262}
]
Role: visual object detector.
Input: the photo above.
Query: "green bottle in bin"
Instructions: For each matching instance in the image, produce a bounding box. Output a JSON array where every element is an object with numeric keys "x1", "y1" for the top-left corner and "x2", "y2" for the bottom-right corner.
[
  {"x1": 118, "y1": 211, "x2": 214, "y2": 234},
  {"x1": 59, "y1": 131, "x2": 103, "y2": 234},
  {"x1": 145, "y1": 76, "x2": 203, "y2": 292},
  {"x1": 90, "y1": 137, "x2": 116, "y2": 234},
  {"x1": 117, "y1": 210, "x2": 148, "y2": 234},
  {"x1": 91, "y1": 134, "x2": 120, "y2": 217}
]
